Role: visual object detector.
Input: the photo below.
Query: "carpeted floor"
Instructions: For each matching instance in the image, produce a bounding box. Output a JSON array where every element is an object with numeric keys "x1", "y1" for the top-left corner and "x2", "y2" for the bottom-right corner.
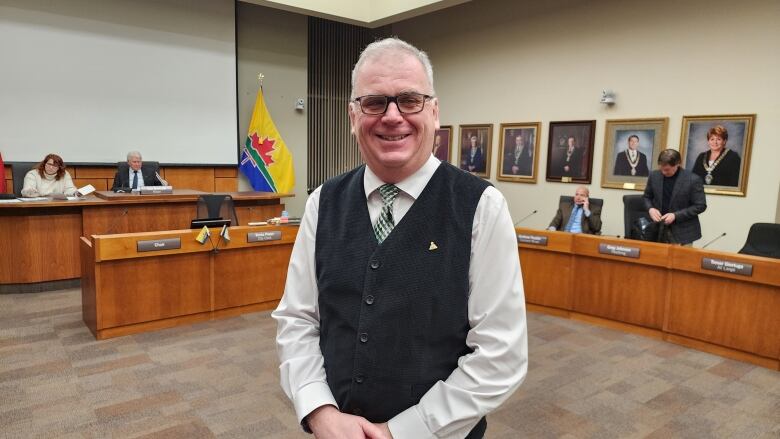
[{"x1": 1, "y1": 289, "x2": 778, "y2": 438}]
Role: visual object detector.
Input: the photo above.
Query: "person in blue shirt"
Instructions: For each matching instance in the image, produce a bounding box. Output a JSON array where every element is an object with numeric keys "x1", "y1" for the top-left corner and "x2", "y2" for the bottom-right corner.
[{"x1": 547, "y1": 186, "x2": 602, "y2": 234}]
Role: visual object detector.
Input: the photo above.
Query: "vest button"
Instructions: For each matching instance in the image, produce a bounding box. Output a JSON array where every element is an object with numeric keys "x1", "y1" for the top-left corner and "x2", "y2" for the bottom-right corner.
[
  {"x1": 365, "y1": 295, "x2": 375, "y2": 305},
  {"x1": 370, "y1": 260, "x2": 380, "y2": 269},
  {"x1": 354, "y1": 375, "x2": 364, "y2": 383},
  {"x1": 359, "y1": 332, "x2": 368, "y2": 343}
]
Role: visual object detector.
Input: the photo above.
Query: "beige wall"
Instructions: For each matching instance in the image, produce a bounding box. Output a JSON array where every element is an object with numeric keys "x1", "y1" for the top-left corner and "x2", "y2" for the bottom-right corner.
[
  {"x1": 237, "y1": 2, "x2": 308, "y2": 216},
  {"x1": 392, "y1": 0, "x2": 780, "y2": 251}
]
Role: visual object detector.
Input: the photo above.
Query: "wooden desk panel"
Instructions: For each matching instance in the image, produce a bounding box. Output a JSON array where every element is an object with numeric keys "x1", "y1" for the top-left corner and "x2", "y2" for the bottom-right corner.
[
  {"x1": 520, "y1": 248, "x2": 572, "y2": 309},
  {"x1": 671, "y1": 247, "x2": 780, "y2": 287},
  {"x1": 573, "y1": 234, "x2": 671, "y2": 268},
  {"x1": 214, "y1": 245, "x2": 293, "y2": 309},
  {"x1": 516, "y1": 228, "x2": 573, "y2": 254},
  {"x1": 97, "y1": 253, "x2": 211, "y2": 328},
  {"x1": 572, "y1": 256, "x2": 667, "y2": 329},
  {"x1": 0, "y1": 208, "x2": 82, "y2": 283},
  {"x1": 82, "y1": 203, "x2": 196, "y2": 238}
]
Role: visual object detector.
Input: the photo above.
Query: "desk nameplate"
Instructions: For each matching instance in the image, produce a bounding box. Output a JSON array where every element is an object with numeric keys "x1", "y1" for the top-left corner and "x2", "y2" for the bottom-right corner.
[
  {"x1": 247, "y1": 231, "x2": 282, "y2": 243},
  {"x1": 598, "y1": 243, "x2": 640, "y2": 258},
  {"x1": 137, "y1": 238, "x2": 182, "y2": 252},
  {"x1": 701, "y1": 258, "x2": 753, "y2": 276},
  {"x1": 517, "y1": 234, "x2": 548, "y2": 246}
]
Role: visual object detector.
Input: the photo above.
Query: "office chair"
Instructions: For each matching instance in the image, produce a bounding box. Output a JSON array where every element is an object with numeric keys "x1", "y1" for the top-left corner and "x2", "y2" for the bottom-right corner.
[
  {"x1": 11, "y1": 162, "x2": 38, "y2": 196},
  {"x1": 623, "y1": 194, "x2": 650, "y2": 240},
  {"x1": 196, "y1": 194, "x2": 239, "y2": 226},
  {"x1": 738, "y1": 223, "x2": 780, "y2": 259}
]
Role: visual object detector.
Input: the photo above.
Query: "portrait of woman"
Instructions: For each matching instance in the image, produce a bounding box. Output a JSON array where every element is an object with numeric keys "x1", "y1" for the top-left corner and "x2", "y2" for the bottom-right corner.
[
  {"x1": 21, "y1": 153, "x2": 78, "y2": 197},
  {"x1": 691, "y1": 125, "x2": 741, "y2": 187}
]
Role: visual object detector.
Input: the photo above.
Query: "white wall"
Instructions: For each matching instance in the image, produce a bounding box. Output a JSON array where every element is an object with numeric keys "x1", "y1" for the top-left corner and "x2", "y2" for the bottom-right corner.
[
  {"x1": 0, "y1": 0, "x2": 237, "y2": 164},
  {"x1": 392, "y1": 0, "x2": 780, "y2": 252},
  {"x1": 237, "y1": 3, "x2": 308, "y2": 216}
]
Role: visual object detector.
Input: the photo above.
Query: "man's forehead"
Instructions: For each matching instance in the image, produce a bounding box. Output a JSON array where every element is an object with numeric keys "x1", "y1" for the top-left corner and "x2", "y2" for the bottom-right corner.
[{"x1": 355, "y1": 53, "x2": 429, "y2": 91}]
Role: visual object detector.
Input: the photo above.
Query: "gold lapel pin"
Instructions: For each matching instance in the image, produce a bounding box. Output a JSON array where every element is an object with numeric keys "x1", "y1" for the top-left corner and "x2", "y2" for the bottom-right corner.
[{"x1": 429, "y1": 242, "x2": 438, "y2": 251}]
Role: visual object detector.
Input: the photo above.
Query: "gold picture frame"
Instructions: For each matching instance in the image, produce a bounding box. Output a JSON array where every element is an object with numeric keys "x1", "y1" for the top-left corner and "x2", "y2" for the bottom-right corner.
[
  {"x1": 680, "y1": 114, "x2": 755, "y2": 197},
  {"x1": 601, "y1": 117, "x2": 668, "y2": 191},
  {"x1": 433, "y1": 125, "x2": 453, "y2": 163},
  {"x1": 497, "y1": 122, "x2": 540, "y2": 183},
  {"x1": 458, "y1": 124, "x2": 493, "y2": 178}
]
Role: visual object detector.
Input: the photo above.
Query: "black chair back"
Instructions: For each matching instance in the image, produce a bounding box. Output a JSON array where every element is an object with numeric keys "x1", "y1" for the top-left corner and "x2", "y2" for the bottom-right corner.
[
  {"x1": 738, "y1": 223, "x2": 780, "y2": 259},
  {"x1": 196, "y1": 194, "x2": 239, "y2": 226},
  {"x1": 11, "y1": 162, "x2": 38, "y2": 196},
  {"x1": 623, "y1": 194, "x2": 648, "y2": 239}
]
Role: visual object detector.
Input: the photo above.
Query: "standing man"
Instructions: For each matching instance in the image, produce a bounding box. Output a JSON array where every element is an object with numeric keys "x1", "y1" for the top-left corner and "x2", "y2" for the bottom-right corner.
[
  {"x1": 273, "y1": 38, "x2": 527, "y2": 439},
  {"x1": 547, "y1": 186, "x2": 602, "y2": 234},
  {"x1": 614, "y1": 135, "x2": 650, "y2": 177},
  {"x1": 111, "y1": 151, "x2": 162, "y2": 191},
  {"x1": 643, "y1": 149, "x2": 707, "y2": 245}
]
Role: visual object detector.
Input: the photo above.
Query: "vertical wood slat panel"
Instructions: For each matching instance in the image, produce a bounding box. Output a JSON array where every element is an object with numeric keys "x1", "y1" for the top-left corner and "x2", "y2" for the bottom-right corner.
[{"x1": 307, "y1": 18, "x2": 388, "y2": 193}]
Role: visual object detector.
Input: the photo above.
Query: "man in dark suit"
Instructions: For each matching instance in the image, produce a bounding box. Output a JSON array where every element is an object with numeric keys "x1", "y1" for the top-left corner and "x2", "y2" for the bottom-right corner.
[
  {"x1": 614, "y1": 135, "x2": 649, "y2": 176},
  {"x1": 547, "y1": 186, "x2": 602, "y2": 234},
  {"x1": 559, "y1": 136, "x2": 582, "y2": 177},
  {"x1": 503, "y1": 134, "x2": 533, "y2": 176},
  {"x1": 643, "y1": 149, "x2": 707, "y2": 245},
  {"x1": 111, "y1": 151, "x2": 163, "y2": 191}
]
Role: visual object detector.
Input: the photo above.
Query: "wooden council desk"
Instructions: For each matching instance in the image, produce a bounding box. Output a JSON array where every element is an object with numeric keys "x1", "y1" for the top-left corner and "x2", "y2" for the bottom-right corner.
[
  {"x1": 516, "y1": 227, "x2": 780, "y2": 370},
  {"x1": 81, "y1": 225, "x2": 296, "y2": 339},
  {"x1": 0, "y1": 190, "x2": 290, "y2": 287}
]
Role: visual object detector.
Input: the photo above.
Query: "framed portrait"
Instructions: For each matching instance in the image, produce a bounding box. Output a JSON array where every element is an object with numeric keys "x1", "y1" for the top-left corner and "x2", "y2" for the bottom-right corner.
[
  {"x1": 601, "y1": 118, "x2": 668, "y2": 191},
  {"x1": 497, "y1": 122, "x2": 540, "y2": 183},
  {"x1": 458, "y1": 124, "x2": 493, "y2": 178},
  {"x1": 545, "y1": 120, "x2": 596, "y2": 183},
  {"x1": 680, "y1": 114, "x2": 755, "y2": 197},
  {"x1": 433, "y1": 126, "x2": 453, "y2": 163}
]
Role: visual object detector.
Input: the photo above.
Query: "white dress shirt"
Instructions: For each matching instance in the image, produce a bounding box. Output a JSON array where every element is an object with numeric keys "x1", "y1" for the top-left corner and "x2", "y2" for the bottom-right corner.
[
  {"x1": 128, "y1": 168, "x2": 146, "y2": 189},
  {"x1": 272, "y1": 154, "x2": 528, "y2": 439}
]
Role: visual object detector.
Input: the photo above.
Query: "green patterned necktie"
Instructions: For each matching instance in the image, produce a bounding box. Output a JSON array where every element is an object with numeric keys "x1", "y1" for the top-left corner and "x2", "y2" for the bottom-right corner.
[{"x1": 374, "y1": 184, "x2": 400, "y2": 244}]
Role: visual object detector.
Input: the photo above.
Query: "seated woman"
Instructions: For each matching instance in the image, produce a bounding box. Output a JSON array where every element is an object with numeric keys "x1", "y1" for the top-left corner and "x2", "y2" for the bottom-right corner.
[{"x1": 21, "y1": 154, "x2": 78, "y2": 197}]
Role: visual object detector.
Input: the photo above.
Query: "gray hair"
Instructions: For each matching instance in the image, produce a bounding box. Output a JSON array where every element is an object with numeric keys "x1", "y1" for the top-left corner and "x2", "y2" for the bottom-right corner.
[
  {"x1": 127, "y1": 151, "x2": 142, "y2": 161},
  {"x1": 350, "y1": 37, "x2": 435, "y2": 100}
]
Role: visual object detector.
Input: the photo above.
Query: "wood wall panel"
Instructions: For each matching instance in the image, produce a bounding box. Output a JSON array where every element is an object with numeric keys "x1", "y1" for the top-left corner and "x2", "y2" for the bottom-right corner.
[
  {"x1": 0, "y1": 210, "x2": 82, "y2": 283},
  {"x1": 214, "y1": 177, "x2": 238, "y2": 192},
  {"x1": 74, "y1": 167, "x2": 116, "y2": 178},
  {"x1": 571, "y1": 257, "x2": 667, "y2": 329},
  {"x1": 520, "y1": 249, "x2": 572, "y2": 309},
  {"x1": 214, "y1": 168, "x2": 237, "y2": 178},
  {"x1": 73, "y1": 178, "x2": 109, "y2": 191},
  {"x1": 97, "y1": 252, "x2": 211, "y2": 328},
  {"x1": 163, "y1": 167, "x2": 215, "y2": 192},
  {"x1": 666, "y1": 271, "x2": 780, "y2": 359},
  {"x1": 214, "y1": 244, "x2": 293, "y2": 309}
]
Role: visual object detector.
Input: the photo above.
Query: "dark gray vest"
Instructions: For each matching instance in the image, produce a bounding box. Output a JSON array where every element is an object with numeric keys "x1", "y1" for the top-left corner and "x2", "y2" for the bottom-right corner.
[{"x1": 315, "y1": 162, "x2": 490, "y2": 436}]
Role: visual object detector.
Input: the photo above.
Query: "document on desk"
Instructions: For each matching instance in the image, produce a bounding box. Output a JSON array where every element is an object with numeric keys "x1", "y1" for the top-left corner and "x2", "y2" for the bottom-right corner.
[
  {"x1": 0, "y1": 198, "x2": 22, "y2": 203},
  {"x1": 18, "y1": 197, "x2": 49, "y2": 201}
]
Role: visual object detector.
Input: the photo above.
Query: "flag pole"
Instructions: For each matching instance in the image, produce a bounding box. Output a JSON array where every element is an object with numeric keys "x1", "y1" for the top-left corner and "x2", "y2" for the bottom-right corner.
[{"x1": 257, "y1": 73, "x2": 264, "y2": 90}]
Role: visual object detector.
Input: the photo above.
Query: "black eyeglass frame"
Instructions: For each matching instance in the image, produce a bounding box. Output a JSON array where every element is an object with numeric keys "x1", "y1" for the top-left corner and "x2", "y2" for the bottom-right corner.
[{"x1": 353, "y1": 92, "x2": 434, "y2": 115}]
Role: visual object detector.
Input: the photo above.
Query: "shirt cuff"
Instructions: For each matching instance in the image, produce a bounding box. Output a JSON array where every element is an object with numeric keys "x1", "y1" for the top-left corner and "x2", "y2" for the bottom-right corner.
[
  {"x1": 294, "y1": 381, "x2": 339, "y2": 427},
  {"x1": 583, "y1": 209, "x2": 591, "y2": 217},
  {"x1": 388, "y1": 406, "x2": 435, "y2": 439}
]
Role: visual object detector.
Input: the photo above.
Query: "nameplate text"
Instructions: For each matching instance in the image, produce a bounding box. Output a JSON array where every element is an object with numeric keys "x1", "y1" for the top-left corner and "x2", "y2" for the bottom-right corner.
[
  {"x1": 137, "y1": 238, "x2": 182, "y2": 252},
  {"x1": 517, "y1": 234, "x2": 548, "y2": 246},
  {"x1": 701, "y1": 258, "x2": 753, "y2": 276},
  {"x1": 247, "y1": 231, "x2": 282, "y2": 243},
  {"x1": 598, "y1": 243, "x2": 640, "y2": 258}
]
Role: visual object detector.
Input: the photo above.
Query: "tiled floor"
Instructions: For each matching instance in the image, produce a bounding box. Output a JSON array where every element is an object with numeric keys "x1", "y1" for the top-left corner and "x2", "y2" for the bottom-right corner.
[{"x1": 1, "y1": 289, "x2": 778, "y2": 438}]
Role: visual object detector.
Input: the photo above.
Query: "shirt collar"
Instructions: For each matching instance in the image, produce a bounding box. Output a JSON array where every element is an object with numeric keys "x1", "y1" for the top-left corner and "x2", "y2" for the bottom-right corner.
[{"x1": 364, "y1": 154, "x2": 440, "y2": 201}]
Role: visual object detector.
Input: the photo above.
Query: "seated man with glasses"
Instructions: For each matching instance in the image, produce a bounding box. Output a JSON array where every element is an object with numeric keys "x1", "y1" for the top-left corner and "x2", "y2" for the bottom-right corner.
[{"x1": 21, "y1": 153, "x2": 79, "y2": 197}]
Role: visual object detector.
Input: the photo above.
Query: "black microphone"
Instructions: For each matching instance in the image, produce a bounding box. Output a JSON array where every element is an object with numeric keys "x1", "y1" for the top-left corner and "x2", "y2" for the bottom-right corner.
[
  {"x1": 514, "y1": 210, "x2": 538, "y2": 226},
  {"x1": 104, "y1": 208, "x2": 129, "y2": 235},
  {"x1": 701, "y1": 232, "x2": 727, "y2": 249}
]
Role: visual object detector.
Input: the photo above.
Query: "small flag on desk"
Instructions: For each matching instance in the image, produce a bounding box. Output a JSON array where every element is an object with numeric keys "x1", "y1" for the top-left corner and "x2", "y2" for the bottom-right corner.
[
  {"x1": 219, "y1": 224, "x2": 230, "y2": 243},
  {"x1": 195, "y1": 225, "x2": 210, "y2": 244}
]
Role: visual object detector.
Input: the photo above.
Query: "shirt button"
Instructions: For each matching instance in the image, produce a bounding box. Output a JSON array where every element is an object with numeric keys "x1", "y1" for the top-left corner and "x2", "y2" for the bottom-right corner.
[
  {"x1": 365, "y1": 295, "x2": 375, "y2": 305},
  {"x1": 370, "y1": 260, "x2": 380, "y2": 269},
  {"x1": 354, "y1": 375, "x2": 364, "y2": 383},
  {"x1": 359, "y1": 333, "x2": 368, "y2": 343}
]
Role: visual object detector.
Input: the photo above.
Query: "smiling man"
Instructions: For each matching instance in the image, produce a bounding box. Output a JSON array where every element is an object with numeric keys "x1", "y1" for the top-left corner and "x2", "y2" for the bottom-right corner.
[{"x1": 272, "y1": 38, "x2": 528, "y2": 439}]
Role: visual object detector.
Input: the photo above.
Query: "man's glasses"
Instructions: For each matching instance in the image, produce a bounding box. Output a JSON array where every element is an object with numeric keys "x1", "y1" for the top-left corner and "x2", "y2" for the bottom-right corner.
[{"x1": 353, "y1": 92, "x2": 433, "y2": 115}]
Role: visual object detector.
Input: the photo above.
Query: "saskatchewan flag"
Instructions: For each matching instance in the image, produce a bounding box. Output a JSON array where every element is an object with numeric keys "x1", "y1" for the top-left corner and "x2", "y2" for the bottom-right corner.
[
  {"x1": 195, "y1": 226, "x2": 210, "y2": 245},
  {"x1": 239, "y1": 87, "x2": 295, "y2": 193}
]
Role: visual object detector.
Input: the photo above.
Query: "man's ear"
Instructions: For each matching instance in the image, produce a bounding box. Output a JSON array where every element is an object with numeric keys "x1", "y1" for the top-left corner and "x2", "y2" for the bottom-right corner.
[
  {"x1": 432, "y1": 98, "x2": 440, "y2": 130},
  {"x1": 348, "y1": 102, "x2": 357, "y2": 135}
]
